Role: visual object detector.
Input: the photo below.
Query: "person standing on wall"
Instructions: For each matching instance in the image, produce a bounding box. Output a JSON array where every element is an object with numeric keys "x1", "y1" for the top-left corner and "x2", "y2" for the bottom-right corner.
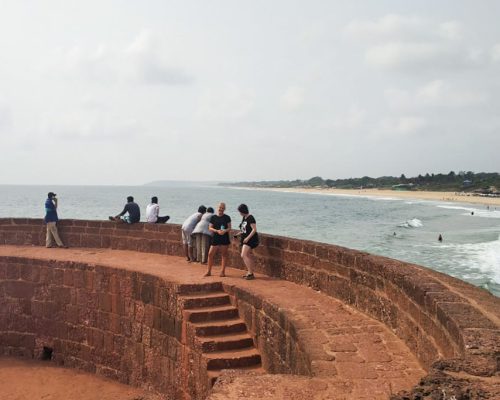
[
  {"x1": 146, "y1": 196, "x2": 170, "y2": 223},
  {"x1": 235, "y1": 203, "x2": 259, "y2": 280},
  {"x1": 204, "y1": 202, "x2": 231, "y2": 277},
  {"x1": 44, "y1": 192, "x2": 67, "y2": 248}
]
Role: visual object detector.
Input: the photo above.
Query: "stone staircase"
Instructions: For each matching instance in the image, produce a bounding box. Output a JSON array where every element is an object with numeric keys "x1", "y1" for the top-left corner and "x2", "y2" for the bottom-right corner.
[{"x1": 179, "y1": 284, "x2": 263, "y2": 387}]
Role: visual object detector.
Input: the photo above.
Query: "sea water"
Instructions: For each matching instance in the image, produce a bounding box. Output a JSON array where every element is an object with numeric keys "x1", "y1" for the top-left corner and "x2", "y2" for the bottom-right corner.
[{"x1": 1, "y1": 184, "x2": 499, "y2": 297}]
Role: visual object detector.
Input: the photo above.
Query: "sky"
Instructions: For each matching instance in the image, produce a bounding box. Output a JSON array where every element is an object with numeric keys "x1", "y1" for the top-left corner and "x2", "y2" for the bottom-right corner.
[{"x1": 0, "y1": 0, "x2": 499, "y2": 185}]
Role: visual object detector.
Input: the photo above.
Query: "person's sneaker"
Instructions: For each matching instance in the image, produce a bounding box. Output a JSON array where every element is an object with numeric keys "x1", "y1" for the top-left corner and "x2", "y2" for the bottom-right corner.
[
  {"x1": 108, "y1": 216, "x2": 115, "y2": 221},
  {"x1": 243, "y1": 273, "x2": 255, "y2": 280}
]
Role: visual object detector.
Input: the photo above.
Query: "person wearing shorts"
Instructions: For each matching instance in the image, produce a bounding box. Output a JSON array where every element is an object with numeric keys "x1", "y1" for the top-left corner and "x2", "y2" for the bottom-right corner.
[
  {"x1": 109, "y1": 196, "x2": 140, "y2": 224},
  {"x1": 192, "y1": 207, "x2": 214, "y2": 264},
  {"x1": 235, "y1": 203, "x2": 259, "y2": 280},
  {"x1": 204, "y1": 202, "x2": 231, "y2": 277},
  {"x1": 181, "y1": 206, "x2": 206, "y2": 261}
]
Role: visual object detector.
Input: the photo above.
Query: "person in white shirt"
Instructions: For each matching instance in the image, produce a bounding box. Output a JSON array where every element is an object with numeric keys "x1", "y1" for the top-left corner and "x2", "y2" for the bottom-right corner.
[
  {"x1": 192, "y1": 207, "x2": 214, "y2": 264},
  {"x1": 146, "y1": 197, "x2": 170, "y2": 223},
  {"x1": 181, "y1": 205, "x2": 206, "y2": 262}
]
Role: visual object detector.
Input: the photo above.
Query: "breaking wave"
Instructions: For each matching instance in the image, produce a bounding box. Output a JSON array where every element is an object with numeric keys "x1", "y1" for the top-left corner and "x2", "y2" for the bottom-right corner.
[{"x1": 399, "y1": 218, "x2": 423, "y2": 228}]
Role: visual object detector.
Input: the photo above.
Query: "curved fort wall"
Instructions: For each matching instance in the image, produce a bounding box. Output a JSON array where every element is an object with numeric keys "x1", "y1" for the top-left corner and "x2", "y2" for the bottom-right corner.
[{"x1": 0, "y1": 218, "x2": 498, "y2": 397}]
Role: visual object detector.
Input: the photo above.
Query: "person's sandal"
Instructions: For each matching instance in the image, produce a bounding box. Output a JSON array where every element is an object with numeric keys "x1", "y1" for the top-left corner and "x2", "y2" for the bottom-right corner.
[{"x1": 243, "y1": 273, "x2": 255, "y2": 280}]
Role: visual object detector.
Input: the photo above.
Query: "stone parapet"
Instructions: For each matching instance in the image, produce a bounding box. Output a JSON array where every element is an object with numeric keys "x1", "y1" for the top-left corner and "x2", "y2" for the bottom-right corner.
[
  {"x1": 0, "y1": 218, "x2": 498, "y2": 398},
  {"x1": 0, "y1": 255, "x2": 204, "y2": 399}
]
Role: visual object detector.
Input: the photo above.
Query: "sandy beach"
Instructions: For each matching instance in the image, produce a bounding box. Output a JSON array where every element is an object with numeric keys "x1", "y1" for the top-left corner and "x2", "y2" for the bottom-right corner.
[{"x1": 261, "y1": 187, "x2": 500, "y2": 207}]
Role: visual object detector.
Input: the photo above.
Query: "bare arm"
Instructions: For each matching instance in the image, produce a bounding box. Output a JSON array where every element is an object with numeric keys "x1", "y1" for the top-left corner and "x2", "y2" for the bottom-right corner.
[
  {"x1": 116, "y1": 204, "x2": 128, "y2": 218},
  {"x1": 243, "y1": 223, "x2": 257, "y2": 243}
]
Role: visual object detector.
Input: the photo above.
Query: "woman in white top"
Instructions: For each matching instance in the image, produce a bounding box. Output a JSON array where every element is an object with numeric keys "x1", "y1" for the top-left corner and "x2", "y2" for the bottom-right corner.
[{"x1": 192, "y1": 207, "x2": 214, "y2": 264}]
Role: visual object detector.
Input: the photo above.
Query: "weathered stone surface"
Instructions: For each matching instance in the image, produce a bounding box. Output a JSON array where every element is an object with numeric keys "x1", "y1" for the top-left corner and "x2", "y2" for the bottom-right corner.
[{"x1": 0, "y1": 218, "x2": 499, "y2": 399}]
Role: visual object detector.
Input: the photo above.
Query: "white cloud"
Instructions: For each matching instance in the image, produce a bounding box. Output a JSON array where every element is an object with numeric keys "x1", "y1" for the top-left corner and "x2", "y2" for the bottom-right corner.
[
  {"x1": 345, "y1": 14, "x2": 462, "y2": 41},
  {"x1": 125, "y1": 30, "x2": 193, "y2": 85},
  {"x1": 195, "y1": 85, "x2": 255, "y2": 119},
  {"x1": 40, "y1": 109, "x2": 142, "y2": 142},
  {"x1": 385, "y1": 80, "x2": 487, "y2": 109},
  {"x1": 365, "y1": 42, "x2": 477, "y2": 70},
  {"x1": 344, "y1": 14, "x2": 427, "y2": 40},
  {"x1": 377, "y1": 116, "x2": 427, "y2": 137},
  {"x1": 329, "y1": 105, "x2": 366, "y2": 131},
  {"x1": 0, "y1": 97, "x2": 12, "y2": 133},
  {"x1": 491, "y1": 43, "x2": 500, "y2": 62},
  {"x1": 439, "y1": 21, "x2": 463, "y2": 40},
  {"x1": 48, "y1": 30, "x2": 192, "y2": 85},
  {"x1": 345, "y1": 15, "x2": 479, "y2": 72},
  {"x1": 280, "y1": 86, "x2": 305, "y2": 111}
]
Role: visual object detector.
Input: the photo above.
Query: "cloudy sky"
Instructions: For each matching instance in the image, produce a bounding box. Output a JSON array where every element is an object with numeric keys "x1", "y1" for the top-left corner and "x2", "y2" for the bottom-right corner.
[{"x1": 1, "y1": 1, "x2": 499, "y2": 185}]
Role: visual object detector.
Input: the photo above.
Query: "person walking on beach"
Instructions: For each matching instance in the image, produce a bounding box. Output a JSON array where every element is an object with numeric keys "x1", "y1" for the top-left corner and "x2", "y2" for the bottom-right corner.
[
  {"x1": 181, "y1": 206, "x2": 206, "y2": 262},
  {"x1": 146, "y1": 196, "x2": 170, "y2": 223},
  {"x1": 109, "y1": 196, "x2": 140, "y2": 223},
  {"x1": 235, "y1": 204, "x2": 259, "y2": 280},
  {"x1": 204, "y1": 202, "x2": 231, "y2": 277},
  {"x1": 44, "y1": 192, "x2": 67, "y2": 248},
  {"x1": 192, "y1": 207, "x2": 214, "y2": 264}
]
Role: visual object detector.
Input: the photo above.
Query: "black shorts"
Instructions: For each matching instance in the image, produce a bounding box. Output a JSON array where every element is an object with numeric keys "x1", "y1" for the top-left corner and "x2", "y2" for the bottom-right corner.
[
  {"x1": 242, "y1": 236, "x2": 259, "y2": 249},
  {"x1": 211, "y1": 233, "x2": 230, "y2": 246}
]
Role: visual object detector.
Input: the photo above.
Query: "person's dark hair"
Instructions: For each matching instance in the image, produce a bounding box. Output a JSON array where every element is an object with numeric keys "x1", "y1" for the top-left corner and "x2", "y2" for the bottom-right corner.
[
  {"x1": 127, "y1": 196, "x2": 134, "y2": 202},
  {"x1": 47, "y1": 192, "x2": 56, "y2": 199},
  {"x1": 151, "y1": 196, "x2": 158, "y2": 203},
  {"x1": 207, "y1": 207, "x2": 214, "y2": 213},
  {"x1": 198, "y1": 205, "x2": 207, "y2": 214},
  {"x1": 238, "y1": 204, "x2": 249, "y2": 214}
]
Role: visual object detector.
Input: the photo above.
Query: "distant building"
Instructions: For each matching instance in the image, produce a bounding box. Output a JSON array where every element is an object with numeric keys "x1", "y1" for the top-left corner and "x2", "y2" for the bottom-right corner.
[{"x1": 462, "y1": 180, "x2": 473, "y2": 187}]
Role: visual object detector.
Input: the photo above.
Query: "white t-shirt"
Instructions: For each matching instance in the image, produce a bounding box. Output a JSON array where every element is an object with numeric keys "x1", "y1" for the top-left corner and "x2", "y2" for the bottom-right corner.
[
  {"x1": 182, "y1": 212, "x2": 201, "y2": 233},
  {"x1": 146, "y1": 203, "x2": 159, "y2": 223}
]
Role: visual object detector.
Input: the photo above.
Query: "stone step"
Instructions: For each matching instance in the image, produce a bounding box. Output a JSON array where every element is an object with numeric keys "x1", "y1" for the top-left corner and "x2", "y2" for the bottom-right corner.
[
  {"x1": 177, "y1": 282, "x2": 223, "y2": 295},
  {"x1": 192, "y1": 318, "x2": 248, "y2": 336},
  {"x1": 207, "y1": 365, "x2": 265, "y2": 387},
  {"x1": 204, "y1": 348, "x2": 262, "y2": 370},
  {"x1": 197, "y1": 332, "x2": 255, "y2": 353},
  {"x1": 184, "y1": 305, "x2": 239, "y2": 323},
  {"x1": 180, "y1": 292, "x2": 231, "y2": 309}
]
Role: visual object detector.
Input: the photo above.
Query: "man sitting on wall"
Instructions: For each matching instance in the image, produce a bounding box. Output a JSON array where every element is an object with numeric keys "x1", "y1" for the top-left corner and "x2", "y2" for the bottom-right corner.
[
  {"x1": 109, "y1": 196, "x2": 140, "y2": 224},
  {"x1": 146, "y1": 196, "x2": 170, "y2": 223}
]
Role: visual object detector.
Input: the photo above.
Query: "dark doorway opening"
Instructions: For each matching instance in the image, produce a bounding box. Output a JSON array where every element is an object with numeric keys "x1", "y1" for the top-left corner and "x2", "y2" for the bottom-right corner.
[{"x1": 41, "y1": 346, "x2": 53, "y2": 361}]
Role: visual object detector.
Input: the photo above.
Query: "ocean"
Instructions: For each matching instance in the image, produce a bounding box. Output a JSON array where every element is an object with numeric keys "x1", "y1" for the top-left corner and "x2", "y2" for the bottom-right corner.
[{"x1": 1, "y1": 184, "x2": 499, "y2": 297}]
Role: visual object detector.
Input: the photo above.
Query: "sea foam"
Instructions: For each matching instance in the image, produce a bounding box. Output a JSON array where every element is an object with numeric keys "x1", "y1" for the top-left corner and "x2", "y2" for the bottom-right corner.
[
  {"x1": 437, "y1": 205, "x2": 500, "y2": 219},
  {"x1": 399, "y1": 218, "x2": 423, "y2": 228}
]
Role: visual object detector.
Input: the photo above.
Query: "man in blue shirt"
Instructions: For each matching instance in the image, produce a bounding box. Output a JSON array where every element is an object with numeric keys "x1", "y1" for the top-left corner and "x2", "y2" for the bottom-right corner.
[{"x1": 44, "y1": 192, "x2": 67, "y2": 248}]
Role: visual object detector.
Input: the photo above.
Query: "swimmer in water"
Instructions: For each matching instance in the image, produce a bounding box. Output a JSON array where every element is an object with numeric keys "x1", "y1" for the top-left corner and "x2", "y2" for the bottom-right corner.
[{"x1": 438, "y1": 234, "x2": 443, "y2": 242}]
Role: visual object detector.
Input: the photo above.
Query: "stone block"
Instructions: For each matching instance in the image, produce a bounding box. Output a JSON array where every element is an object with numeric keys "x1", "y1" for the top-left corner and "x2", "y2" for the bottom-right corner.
[
  {"x1": 6, "y1": 264, "x2": 20, "y2": 280},
  {"x1": 4, "y1": 280, "x2": 35, "y2": 298},
  {"x1": 81, "y1": 234, "x2": 101, "y2": 248}
]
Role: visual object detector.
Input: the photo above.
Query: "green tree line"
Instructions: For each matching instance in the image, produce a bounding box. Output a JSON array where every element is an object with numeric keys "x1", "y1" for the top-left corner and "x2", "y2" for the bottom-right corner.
[{"x1": 224, "y1": 171, "x2": 500, "y2": 192}]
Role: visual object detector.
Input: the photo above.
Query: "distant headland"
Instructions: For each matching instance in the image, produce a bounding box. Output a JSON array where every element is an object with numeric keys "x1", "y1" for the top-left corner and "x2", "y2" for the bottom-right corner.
[
  {"x1": 221, "y1": 171, "x2": 500, "y2": 194},
  {"x1": 221, "y1": 171, "x2": 500, "y2": 207}
]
